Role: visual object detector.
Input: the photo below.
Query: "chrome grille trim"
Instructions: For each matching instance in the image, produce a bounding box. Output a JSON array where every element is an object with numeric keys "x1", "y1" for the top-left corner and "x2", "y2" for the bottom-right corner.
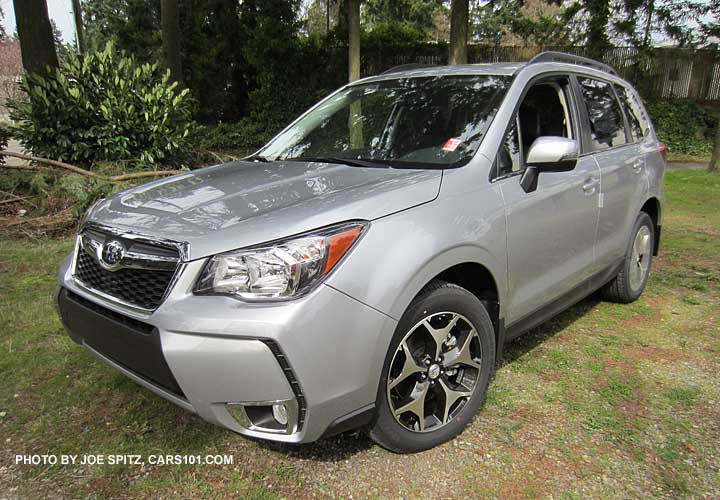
[{"x1": 71, "y1": 223, "x2": 188, "y2": 313}]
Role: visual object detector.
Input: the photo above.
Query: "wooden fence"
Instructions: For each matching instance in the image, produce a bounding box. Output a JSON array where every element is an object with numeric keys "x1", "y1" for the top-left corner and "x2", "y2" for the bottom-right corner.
[{"x1": 360, "y1": 45, "x2": 720, "y2": 102}]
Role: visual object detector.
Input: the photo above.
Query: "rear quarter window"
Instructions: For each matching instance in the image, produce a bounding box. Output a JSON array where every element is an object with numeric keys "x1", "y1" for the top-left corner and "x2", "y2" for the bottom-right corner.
[{"x1": 614, "y1": 83, "x2": 645, "y2": 142}]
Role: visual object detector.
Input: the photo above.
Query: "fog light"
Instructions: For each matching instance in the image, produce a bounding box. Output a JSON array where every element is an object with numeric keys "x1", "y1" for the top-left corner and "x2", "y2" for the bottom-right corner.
[{"x1": 272, "y1": 403, "x2": 288, "y2": 426}]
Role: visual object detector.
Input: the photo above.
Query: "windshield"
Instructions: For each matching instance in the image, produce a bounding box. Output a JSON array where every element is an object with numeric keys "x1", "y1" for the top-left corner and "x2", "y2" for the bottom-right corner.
[{"x1": 258, "y1": 74, "x2": 512, "y2": 168}]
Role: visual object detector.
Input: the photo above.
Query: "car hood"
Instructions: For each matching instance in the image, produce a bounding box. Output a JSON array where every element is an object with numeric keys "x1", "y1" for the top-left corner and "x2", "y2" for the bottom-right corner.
[{"x1": 88, "y1": 160, "x2": 442, "y2": 260}]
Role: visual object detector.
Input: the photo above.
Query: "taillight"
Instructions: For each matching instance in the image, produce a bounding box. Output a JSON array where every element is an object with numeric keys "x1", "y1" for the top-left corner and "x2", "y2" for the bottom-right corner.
[{"x1": 658, "y1": 143, "x2": 667, "y2": 160}]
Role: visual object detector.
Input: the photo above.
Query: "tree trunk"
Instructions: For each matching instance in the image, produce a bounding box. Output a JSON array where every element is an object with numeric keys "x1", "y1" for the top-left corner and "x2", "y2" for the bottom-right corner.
[
  {"x1": 642, "y1": 0, "x2": 654, "y2": 48},
  {"x1": 161, "y1": 0, "x2": 183, "y2": 84},
  {"x1": 449, "y1": 0, "x2": 468, "y2": 65},
  {"x1": 13, "y1": 0, "x2": 58, "y2": 77},
  {"x1": 709, "y1": 120, "x2": 720, "y2": 172},
  {"x1": 347, "y1": 0, "x2": 362, "y2": 148},
  {"x1": 347, "y1": 0, "x2": 360, "y2": 82},
  {"x1": 71, "y1": 0, "x2": 85, "y2": 54}
]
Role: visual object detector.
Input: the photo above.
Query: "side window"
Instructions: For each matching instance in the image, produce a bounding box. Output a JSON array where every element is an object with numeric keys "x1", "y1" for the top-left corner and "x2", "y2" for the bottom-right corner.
[
  {"x1": 614, "y1": 84, "x2": 643, "y2": 141},
  {"x1": 577, "y1": 78, "x2": 627, "y2": 151},
  {"x1": 494, "y1": 78, "x2": 573, "y2": 179},
  {"x1": 497, "y1": 118, "x2": 522, "y2": 177}
]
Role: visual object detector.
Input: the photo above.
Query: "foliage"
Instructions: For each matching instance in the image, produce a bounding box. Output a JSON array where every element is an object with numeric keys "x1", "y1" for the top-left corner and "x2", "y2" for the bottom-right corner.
[
  {"x1": 361, "y1": 21, "x2": 427, "y2": 49},
  {"x1": 362, "y1": 0, "x2": 443, "y2": 37},
  {"x1": 471, "y1": 0, "x2": 569, "y2": 47},
  {"x1": 700, "y1": 0, "x2": 720, "y2": 47},
  {"x1": 8, "y1": 41, "x2": 193, "y2": 169},
  {"x1": 0, "y1": 121, "x2": 10, "y2": 165},
  {"x1": 564, "y1": 0, "x2": 709, "y2": 49},
  {"x1": 240, "y1": 0, "x2": 348, "y2": 139},
  {"x1": 190, "y1": 120, "x2": 272, "y2": 152},
  {"x1": 646, "y1": 100, "x2": 715, "y2": 156},
  {"x1": 56, "y1": 174, "x2": 119, "y2": 214},
  {"x1": 181, "y1": 0, "x2": 250, "y2": 123},
  {"x1": 83, "y1": 0, "x2": 161, "y2": 63}
]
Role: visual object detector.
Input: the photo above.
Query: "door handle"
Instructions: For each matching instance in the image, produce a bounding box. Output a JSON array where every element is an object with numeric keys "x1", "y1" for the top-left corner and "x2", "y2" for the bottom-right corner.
[
  {"x1": 632, "y1": 160, "x2": 643, "y2": 173},
  {"x1": 582, "y1": 176, "x2": 599, "y2": 194}
]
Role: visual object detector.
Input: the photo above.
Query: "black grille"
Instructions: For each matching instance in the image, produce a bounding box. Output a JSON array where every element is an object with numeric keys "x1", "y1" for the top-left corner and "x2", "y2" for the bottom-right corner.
[{"x1": 74, "y1": 247, "x2": 176, "y2": 310}]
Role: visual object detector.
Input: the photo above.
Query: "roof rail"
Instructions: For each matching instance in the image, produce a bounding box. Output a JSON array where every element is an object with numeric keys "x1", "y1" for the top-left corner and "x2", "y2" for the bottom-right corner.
[
  {"x1": 527, "y1": 51, "x2": 617, "y2": 76},
  {"x1": 381, "y1": 63, "x2": 437, "y2": 75}
]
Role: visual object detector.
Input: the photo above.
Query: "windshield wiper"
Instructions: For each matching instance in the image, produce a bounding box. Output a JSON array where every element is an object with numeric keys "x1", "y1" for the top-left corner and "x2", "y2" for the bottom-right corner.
[{"x1": 285, "y1": 156, "x2": 391, "y2": 168}]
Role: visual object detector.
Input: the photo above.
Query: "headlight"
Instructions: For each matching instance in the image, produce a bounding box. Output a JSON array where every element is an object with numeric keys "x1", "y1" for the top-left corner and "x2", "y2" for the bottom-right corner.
[{"x1": 194, "y1": 221, "x2": 368, "y2": 300}]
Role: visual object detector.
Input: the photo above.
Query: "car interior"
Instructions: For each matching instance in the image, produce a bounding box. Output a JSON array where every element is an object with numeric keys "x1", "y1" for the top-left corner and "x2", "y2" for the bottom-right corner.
[{"x1": 497, "y1": 78, "x2": 574, "y2": 177}]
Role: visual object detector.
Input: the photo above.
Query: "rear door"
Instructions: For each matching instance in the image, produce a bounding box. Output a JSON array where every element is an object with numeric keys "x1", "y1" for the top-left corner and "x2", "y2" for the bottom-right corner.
[{"x1": 574, "y1": 77, "x2": 647, "y2": 277}]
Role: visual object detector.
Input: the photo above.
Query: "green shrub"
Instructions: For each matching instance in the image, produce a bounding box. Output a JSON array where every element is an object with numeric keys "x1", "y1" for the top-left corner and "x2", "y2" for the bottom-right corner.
[
  {"x1": 9, "y1": 41, "x2": 194, "y2": 170},
  {"x1": 645, "y1": 99, "x2": 714, "y2": 156}
]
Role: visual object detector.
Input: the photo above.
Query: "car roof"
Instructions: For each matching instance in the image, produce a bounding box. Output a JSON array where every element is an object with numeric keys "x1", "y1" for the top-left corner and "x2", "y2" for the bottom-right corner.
[
  {"x1": 354, "y1": 53, "x2": 624, "y2": 87},
  {"x1": 357, "y1": 63, "x2": 525, "y2": 84}
]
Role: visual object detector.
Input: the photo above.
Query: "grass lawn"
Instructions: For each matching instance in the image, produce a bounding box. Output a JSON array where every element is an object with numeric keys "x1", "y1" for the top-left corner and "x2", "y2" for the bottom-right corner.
[
  {"x1": 666, "y1": 152, "x2": 711, "y2": 164},
  {"x1": 1, "y1": 169, "x2": 719, "y2": 499}
]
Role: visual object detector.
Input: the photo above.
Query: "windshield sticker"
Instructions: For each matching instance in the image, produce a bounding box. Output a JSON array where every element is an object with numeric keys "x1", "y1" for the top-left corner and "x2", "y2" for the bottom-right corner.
[{"x1": 442, "y1": 138, "x2": 463, "y2": 152}]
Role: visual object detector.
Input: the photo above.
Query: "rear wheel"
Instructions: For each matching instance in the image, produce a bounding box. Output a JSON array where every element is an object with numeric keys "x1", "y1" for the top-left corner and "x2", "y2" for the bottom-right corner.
[
  {"x1": 602, "y1": 212, "x2": 654, "y2": 303},
  {"x1": 369, "y1": 280, "x2": 495, "y2": 453}
]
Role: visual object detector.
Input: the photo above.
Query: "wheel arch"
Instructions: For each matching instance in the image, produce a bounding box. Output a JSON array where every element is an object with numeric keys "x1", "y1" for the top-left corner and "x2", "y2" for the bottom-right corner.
[{"x1": 396, "y1": 254, "x2": 504, "y2": 361}]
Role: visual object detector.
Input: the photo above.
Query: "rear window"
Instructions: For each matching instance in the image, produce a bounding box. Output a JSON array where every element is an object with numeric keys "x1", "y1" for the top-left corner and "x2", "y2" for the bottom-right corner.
[{"x1": 577, "y1": 78, "x2": 628, "y2": 151}]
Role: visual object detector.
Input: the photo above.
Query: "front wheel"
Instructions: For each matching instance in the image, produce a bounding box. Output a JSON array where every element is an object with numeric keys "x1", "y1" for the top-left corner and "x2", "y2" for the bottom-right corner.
[
  {"x1": 602, "y1": 212, "x2": 654, "y2": 303},
  {"x1": 369, "y1": 280, "x2": 495, "y2": 453}
]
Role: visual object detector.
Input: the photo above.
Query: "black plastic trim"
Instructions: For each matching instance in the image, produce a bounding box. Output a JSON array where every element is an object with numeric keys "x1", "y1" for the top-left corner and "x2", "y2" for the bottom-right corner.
[
  {"x1": 504, "y1": 260, "x2": 623, "y2": 341},
  {"x1": 321, "y1": 404, "x2": 376, "y2": 438},
  {"x1": 654, "y1": 226, "x2": 661, "y2": 256},
  {"x1": 261, "y1": 339, "x2": 307, "y2": 431},
  {"x1": 58, "y1": 288, "x2": 186, "y2": 399}
]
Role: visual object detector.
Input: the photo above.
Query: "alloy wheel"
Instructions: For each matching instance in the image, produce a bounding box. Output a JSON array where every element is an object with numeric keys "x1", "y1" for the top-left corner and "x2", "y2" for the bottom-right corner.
[
  {"x1": 386, "y1": 311, "x2": 482, "y2": 433},
  {"x1": 629, "y1": 225, "x2": 652, "y2": 292}
]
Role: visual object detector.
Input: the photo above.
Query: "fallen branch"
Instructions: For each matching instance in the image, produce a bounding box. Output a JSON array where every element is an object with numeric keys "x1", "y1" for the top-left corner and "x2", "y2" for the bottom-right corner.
[
  {"x1": 0, "y1": 190, "x2": 27, "y2": 202},
  {"x1": 1, "y1": 151, "x2": 100, "y2": 177},
  {"x1": 1, "y1": 164, "x2": 47, "y2": 173},
  {"x1": 195, "y1": 148, "x2": 227, "y2": 163},
  {"x1": 0, "y1": 196, "x2": 28, "y2": 206},
  {"x1": 0, "y1": 152, "x2": 182, "y2": 182},
  {"x1": 110, "y1": 170, "x2": 180, "y2": 181}
]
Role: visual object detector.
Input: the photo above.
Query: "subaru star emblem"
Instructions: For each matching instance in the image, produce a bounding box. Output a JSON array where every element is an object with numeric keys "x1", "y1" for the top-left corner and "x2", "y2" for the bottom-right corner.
[{"x1": 99, "y1": 240, "x2": 126, "y2": 270}]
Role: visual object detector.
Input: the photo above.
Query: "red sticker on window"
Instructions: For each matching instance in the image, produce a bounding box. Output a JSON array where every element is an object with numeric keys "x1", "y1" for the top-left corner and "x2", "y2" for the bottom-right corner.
[{"x1": 442, "y1": 138, "x2": 462, "y2": 152}]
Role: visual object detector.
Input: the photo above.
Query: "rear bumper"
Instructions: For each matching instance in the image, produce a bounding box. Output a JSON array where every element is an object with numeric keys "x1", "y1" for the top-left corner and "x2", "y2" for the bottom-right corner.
[{"x1": 56, "y1": 254, "x2": 397, "y2": 443}]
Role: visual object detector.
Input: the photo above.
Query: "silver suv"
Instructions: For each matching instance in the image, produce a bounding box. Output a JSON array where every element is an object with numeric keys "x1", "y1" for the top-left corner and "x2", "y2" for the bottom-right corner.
[{"x1": 56, "y1": 52, "x2": 664, "y2": 453}]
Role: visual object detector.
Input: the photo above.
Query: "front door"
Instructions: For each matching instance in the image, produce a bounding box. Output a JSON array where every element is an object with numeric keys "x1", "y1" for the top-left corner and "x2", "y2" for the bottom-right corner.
[{"x1": 494, "y1": 76, "x2": 601, "y2": 325}]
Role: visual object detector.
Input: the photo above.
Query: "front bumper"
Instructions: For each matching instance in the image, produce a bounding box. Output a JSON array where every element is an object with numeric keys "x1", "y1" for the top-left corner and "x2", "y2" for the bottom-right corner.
[{"x1": 56, "y1": 254, "x2": 396, "y2": 443}]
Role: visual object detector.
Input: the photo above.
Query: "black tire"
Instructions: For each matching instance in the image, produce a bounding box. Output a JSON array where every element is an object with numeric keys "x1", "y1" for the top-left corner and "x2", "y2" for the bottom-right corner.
[
  {"x1": 602, "y1": 212, "x2": 654, "y2": 303},
  {"x1": 369, "y1": 280, "x2": 495, "y2": 453}
]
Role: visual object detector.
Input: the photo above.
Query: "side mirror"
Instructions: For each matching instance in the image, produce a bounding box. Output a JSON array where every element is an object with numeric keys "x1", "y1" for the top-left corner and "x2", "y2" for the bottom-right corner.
[{"x1": 520, "y1": 137, "x2": 579, "y2": 193}]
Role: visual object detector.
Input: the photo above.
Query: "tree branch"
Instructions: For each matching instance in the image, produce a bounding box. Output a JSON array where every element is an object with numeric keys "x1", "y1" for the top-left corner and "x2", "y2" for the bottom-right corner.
[
  {"x1": 1, "y1": 151, "x2": 100, "y2": 177},
  {"x1": 110, "y1": 171, "x2": 180, "y2": 181},
  {"x1": 0, "y1": 152, "x2": 182, "y2": 181}
]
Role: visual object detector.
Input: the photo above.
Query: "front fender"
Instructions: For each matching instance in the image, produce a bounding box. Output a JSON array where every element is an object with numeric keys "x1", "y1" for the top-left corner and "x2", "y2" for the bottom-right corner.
[{"x1": 326, "y1": 176, "x2": 507, "y2": 322}]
